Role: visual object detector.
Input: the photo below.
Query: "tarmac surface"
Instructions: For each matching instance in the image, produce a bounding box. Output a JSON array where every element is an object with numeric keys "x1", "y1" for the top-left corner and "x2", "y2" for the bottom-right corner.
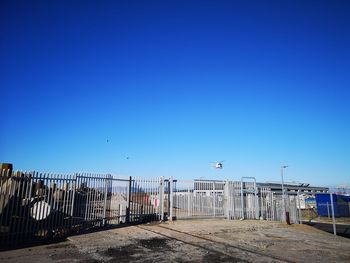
[{"x1": 1, "y1": 219, "x2": 350, "y2": 262}]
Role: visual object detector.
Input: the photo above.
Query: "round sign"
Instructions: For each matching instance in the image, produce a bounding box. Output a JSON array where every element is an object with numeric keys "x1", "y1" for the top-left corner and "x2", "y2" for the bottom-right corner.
[{"x1": 30, "y1": 201, "x2": 51, "y2": 220}]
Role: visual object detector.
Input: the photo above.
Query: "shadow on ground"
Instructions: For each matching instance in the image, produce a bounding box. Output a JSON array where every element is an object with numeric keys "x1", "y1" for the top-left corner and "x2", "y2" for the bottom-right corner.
[{"x1": 304, "y1": 221, "x2": 350, "y2": 238}]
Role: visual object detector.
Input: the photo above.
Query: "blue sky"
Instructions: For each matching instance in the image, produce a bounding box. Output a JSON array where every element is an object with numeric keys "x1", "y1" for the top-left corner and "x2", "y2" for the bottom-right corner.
[{"x1": 1, "y1": 0, "x2": 349, "y2": 186}]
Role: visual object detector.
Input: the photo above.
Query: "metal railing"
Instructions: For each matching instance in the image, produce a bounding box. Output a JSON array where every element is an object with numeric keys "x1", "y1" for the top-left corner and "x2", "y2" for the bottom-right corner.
[
  {"x1": 0, "y1": 170, "x2": 161, "y2": 247},
  {"x1": 1, "y1": 170, "x2": 311, "y2": 247},
  {"x1": 171, "y1": 179, "x2": 226, "y2": 219}
]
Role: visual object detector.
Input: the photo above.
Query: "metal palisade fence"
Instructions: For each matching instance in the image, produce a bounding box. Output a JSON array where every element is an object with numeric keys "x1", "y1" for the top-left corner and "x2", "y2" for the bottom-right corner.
[
  {"x1": 1, "y1": 170, "x2": 319, "y2": 247},
  {"x1": 0, "y1": 170, "x2": 162, "y2": 247}
]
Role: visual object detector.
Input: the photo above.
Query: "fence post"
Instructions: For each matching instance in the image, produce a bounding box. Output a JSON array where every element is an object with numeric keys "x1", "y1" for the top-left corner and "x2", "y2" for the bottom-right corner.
[
  {"x1": 126, "y1": 176, "x2": 132, "y2": 223},
  {"x1": 102, "y1": 176, "x2": 109, "y2": 226},
  {"x1": 169, "y1": 177, "x2": 173, "y2": 221},
  {"x1": 225, "y1": 180, "x2": 230, "y2": 220},
  {"x1": 260, "y1": 188, "x2": 264, "y2": 220},
  {"x1": 329, "y1": 193, "x2": 337, "y2": 236},
  {"x1": 70, "y1": 173, "x2": 77, "y2": 231},
  {"x1": 254, "y1": 182, "x2": 259, "y2": 220},
  {"x1": 271, "y1": 192, "x2": 275, "y2": 221},
  {"x1": 159, "y1": 177, "x2": 164, "y2": 221},
  {"x1": 213, "y1": 182, "x2": 216, "y2": 217},
  {"x1": 118, "y1": 204, "x2": 123, "y2": 223},
  {"x1": 240, "y1": 180, "x2": 244, "y2": 219},
  {"x1": 297, "y1": 189, "x2": 302, "y2": 224},
  {"x1": 187, "y1": 185, "x2": 191, "y2": 217},
  {"x1": 285, "y1": 193, "x2": 291, "y2": 225}
]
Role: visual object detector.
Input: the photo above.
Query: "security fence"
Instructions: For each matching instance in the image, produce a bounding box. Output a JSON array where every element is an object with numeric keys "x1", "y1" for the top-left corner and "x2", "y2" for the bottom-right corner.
[
  {"x1": 171, "y1": 179, "x2": 226, "y2": 219},
  {"x1": 1, "y1": 169, "x2": 325, "y2": 247},
  {"x1": 0, "y1": 170, "x2": 162, "y2": 247}
]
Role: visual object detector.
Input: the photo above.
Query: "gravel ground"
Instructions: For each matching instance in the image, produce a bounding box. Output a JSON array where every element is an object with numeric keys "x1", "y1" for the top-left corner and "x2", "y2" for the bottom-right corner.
[{"x1": 1, "y1": 219, "x2": 349, "y2": 262}]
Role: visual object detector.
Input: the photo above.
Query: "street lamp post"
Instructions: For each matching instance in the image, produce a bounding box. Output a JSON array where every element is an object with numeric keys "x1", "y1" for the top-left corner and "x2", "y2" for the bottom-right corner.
[{"x1": 281, "y1": 165, "x2": 290, "y2": 224}]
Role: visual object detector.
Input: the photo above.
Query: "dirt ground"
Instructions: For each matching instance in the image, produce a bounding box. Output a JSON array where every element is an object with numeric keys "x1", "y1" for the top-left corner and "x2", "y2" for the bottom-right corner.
[{"x1": 1, "y1": 219, "x2": 350, "y2": 262}]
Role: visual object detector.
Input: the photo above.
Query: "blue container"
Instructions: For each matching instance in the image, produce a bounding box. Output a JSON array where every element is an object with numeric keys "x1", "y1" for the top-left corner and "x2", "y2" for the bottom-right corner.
[{"x1": 315, "y1": 194, "x2": 350, "y2": 217}]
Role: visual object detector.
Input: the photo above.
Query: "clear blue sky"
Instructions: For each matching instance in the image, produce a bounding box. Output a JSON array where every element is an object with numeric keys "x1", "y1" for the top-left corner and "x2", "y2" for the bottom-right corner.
[{"x1": 1, "y1": 0, "x2": 349, "y2": 186}]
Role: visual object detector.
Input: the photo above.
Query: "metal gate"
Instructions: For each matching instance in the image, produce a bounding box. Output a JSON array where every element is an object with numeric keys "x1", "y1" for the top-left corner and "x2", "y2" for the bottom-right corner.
[
  {"x1": 258, "y1": 187, "x2": 275, "y2": 221},
  {"x1": 1, "y1": 169, "x2": 307, "y2": 247},
  {"x1": 129, "y1": 177, "x2": 161, "y2": 223},
  {"x1": 73, "y1": 174, "x2": 131, "y2": 227},
  {"x1": 169, "y1": 179, "x2": 226, "y2": 219}
]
